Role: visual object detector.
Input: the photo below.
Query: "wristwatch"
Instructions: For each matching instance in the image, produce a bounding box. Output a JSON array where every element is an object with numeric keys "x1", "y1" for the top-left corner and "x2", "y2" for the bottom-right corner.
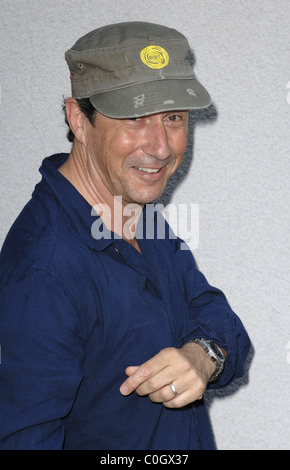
[{"x1": 188, "y1": 338, "x2": 225, "y2": 383}]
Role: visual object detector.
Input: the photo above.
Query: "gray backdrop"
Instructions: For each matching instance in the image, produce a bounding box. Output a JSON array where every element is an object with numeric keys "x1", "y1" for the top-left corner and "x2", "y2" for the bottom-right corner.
[{"x1": 1, "y1": 0, "x2": 289, "y2": 450}]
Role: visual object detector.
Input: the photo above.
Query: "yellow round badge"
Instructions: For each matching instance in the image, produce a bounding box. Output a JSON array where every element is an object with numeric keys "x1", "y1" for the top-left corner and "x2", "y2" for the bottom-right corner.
[{"x1": 140, "y1": 45, "x2": 169, "y2": 69}]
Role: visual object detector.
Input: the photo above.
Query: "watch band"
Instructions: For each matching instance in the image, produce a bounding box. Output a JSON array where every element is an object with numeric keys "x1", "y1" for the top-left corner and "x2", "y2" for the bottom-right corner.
[{"x1": 188, "y1": 338, "x2": 225, "y2": 383}]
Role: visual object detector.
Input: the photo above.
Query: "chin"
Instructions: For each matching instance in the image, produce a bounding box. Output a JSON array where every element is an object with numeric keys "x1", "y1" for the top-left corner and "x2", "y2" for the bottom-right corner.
[
  {"x1": 131, "y1": 185, "x2": 167, "y2": 205},
  {"x1": 133, "y1": 192, "x2": 163, "y2": 206}
]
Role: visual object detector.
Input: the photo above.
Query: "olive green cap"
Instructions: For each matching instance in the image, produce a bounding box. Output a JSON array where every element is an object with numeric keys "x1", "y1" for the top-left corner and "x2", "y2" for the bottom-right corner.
[{"x1": 65, "y1": 21, "x2": 211, "y2": 118}]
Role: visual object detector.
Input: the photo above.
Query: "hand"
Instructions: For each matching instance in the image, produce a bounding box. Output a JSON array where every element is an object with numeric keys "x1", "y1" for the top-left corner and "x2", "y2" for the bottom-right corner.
[{"x1": 119, "y1": 343, "x2": 216, "y2": 408}]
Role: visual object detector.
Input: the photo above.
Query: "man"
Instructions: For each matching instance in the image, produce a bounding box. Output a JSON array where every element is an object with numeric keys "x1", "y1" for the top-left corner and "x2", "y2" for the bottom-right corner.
[{"x1": 0, "y1": 22, "x2": 250, "y2": 450}]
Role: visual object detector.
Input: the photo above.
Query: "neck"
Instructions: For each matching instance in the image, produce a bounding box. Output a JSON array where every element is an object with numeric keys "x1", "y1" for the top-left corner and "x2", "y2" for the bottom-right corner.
[{"x1": 58, "y1": 145, "x2": 143, "y2": 252}]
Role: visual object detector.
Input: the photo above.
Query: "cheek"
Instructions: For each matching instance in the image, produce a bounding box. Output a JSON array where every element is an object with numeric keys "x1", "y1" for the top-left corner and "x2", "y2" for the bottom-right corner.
[
  {"x1": 179, "y1": 130, "x2": 188, "y2": 152},
  {"x1": 118, "y1": 132, "x2": 138, "y2": 155},
  {"x1": 100, "y1": 135, "x2": 135, "y2": 179},
  {"x1": 171, "y1": 132, "x2": 188, "y2": 164}
]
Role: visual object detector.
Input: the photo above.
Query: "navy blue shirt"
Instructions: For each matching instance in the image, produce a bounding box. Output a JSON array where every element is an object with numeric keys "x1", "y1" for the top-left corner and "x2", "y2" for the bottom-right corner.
[{"x1": 0, "y1": 154, "x2": 250, "y2": 450}]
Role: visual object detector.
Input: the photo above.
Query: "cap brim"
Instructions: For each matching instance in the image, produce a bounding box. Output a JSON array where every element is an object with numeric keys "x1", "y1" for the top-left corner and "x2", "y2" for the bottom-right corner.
[{"x1": 88, "y1": 77, "x2": 211, "y2": 119}]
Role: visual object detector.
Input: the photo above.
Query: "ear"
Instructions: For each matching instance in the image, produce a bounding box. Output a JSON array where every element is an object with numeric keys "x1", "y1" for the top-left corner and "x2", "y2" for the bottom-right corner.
[{"x1": 65, "y1": 98, "x2": 86, "y2": 144}]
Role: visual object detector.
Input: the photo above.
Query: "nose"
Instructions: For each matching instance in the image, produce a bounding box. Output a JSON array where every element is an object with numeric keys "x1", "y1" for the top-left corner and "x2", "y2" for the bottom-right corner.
[{"x1": 142, "y1": 118, "x2": 171, "y2": 161}]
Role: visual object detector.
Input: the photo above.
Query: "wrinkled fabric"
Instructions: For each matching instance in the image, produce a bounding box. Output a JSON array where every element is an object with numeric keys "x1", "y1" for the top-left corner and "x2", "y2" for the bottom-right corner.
[{"x1": 0, "y1": 154, "x2": 250, "y2": 450}]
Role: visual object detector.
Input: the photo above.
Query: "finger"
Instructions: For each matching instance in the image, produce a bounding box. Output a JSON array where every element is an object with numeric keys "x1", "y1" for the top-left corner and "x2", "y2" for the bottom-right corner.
[
  {"x1": 119, "y1": 366, "x2": 140, "y2": 396},
  {"x1": 163, "y1": 391, "x2": 190, "y2": 408},
  {"x1": 148, "y1": 381, "x2": 181, "y2": 404},
  {"x1": 163, "y1": 388, "x2": 203, "y2": 408},
  {"x1": 125, "y1": 366, "x2": 139, "y2": 376},
  {"x1": 120, "y1": 355, "x2": 168, "y2": 396},
  {"x1": 147, "y1": 373, "x2": 206, "y2": 407},
  {"x1": 134, "y1": 366, "x2": 174, "y2": 397}
]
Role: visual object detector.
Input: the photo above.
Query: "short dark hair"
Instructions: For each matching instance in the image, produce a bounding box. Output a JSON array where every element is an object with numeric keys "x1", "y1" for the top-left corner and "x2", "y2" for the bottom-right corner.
[{"x1": 63, "y1": 97, "x2": 97, "y2": 142}]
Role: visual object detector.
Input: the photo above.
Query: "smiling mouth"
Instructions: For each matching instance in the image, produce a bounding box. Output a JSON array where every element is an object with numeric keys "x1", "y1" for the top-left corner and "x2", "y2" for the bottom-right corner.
[{"x1": 133, "y1": 167, "x2": 161, "y2": 174}]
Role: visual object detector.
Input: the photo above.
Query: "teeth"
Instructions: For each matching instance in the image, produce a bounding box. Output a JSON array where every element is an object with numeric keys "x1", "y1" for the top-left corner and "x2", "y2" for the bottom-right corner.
[{"x1": 135, "y1": 167, "x2": 159, "y2": 173}]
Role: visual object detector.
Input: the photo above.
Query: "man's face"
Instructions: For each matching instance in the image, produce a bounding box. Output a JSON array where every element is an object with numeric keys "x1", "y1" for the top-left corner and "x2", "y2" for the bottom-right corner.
[{"x1": 83, "y1": 110, "x2": 188, "y2": 206}]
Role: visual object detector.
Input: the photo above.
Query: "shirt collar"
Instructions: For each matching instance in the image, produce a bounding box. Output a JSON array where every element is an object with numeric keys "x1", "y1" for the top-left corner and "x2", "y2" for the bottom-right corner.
[{"x1": 39, "y1": 153, "x2": 113, "y2": 252}]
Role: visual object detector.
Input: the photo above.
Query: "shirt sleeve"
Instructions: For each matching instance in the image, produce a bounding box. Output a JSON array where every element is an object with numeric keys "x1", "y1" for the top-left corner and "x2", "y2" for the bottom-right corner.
[
  {"x1": 174, "y1": 238, "x2": 251, "y2": 389},
  {"x1": 0, "y1": 268, "x2": 85, "y2": 449}
]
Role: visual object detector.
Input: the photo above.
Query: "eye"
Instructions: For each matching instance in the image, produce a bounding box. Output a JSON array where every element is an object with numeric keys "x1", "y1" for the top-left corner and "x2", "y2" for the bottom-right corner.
[
  {"x1": 166, "y1": 112, "x2": 188, "y2": 126},
  {"x1": 168, "y1": 114, "x2": 181, "y2": 122},
  {"x1": 126, "y1": 117, "x2": 145, "y2": 126},
  {"x1": 165, "y1": 114, "x2": 184, "y2": 125}
]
